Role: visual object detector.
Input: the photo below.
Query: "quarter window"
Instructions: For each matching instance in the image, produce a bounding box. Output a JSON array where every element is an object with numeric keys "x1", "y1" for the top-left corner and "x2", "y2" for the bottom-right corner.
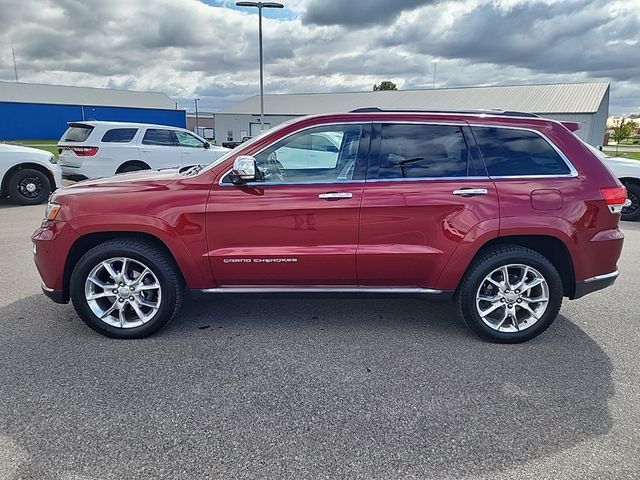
[
  {"x1": 472, "y1": 127, "x2": 570, "y2": 176},
  {"x1": 142, "y1": 129, "x2": 176, "y2": 146},
  {"x1": 377, "y1": 124, "x2": 471, "y2": 179},
  {"x1": 101, "y1": 128, "x2": 137, "y2": 143}
]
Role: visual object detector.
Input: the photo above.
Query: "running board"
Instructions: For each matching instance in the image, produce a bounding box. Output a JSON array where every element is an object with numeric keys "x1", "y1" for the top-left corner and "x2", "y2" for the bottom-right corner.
[{"x1": 199, "y1": 286, "x2": 444, "y2": 294}]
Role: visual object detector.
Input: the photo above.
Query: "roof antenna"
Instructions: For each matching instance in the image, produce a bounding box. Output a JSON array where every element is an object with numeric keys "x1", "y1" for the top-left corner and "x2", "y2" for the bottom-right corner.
[{"x1": 11, "y1": 46, "x2": 19, "y2": 82}]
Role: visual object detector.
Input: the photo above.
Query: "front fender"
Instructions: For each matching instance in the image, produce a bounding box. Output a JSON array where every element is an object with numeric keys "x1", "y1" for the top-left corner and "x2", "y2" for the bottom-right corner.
[{"x1": 68, "y1": 214, "x2": 212, "y2": 288}]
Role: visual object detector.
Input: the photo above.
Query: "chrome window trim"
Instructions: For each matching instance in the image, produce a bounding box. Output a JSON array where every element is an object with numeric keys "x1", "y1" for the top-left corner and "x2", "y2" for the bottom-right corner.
[
  {"x1": 218, "y1": 121, "x2": 370, "y2": 187},
  {"x1": 201, "y1": 286, "x2": 444, "y2": 294},
  {"x1": 365, "y1": 176, "x2": 489, "y2": 183},
  {"x1": 468, "y1": 123, "x2": 579, "y2": 179}
]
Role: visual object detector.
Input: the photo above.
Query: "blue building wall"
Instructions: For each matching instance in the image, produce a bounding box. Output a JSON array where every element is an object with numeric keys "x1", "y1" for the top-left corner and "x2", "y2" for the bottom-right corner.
[{"x1": 0, "y1": 102, "x2": 186, "y2": 140}]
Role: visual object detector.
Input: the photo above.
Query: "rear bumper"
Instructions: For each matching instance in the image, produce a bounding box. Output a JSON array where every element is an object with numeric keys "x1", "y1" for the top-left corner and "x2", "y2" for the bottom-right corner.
[{"x1": 572, "y1": 269, "x2": 619, "y2": 299}]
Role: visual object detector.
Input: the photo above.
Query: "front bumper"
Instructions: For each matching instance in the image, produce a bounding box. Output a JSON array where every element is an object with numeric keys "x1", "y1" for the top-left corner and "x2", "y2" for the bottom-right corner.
[
  {"x1": 41, "y1": 283, "x2": 68, "y2": 304},
  {"x1": 573, "y1": 270, "x2": 619, "y2": 299}
]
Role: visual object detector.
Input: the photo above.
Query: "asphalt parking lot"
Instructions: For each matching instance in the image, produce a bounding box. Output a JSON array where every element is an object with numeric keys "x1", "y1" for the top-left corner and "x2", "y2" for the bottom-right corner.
[{"x1": 1, "y1": 201, "x2": 639, "y2": 480}]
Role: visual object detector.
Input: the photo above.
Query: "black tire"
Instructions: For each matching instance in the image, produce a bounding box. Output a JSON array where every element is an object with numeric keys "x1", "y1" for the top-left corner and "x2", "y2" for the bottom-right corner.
[
  {"x1": 622, "y1": 182, "x2": 640, "y2": 222},
  {"x1": 117, "y1": 162, "x2": 149, "y2": 174},
  {"x1": 9, "y1": 168, "x2": 51, "y2": 205},
  {"x1": 70, "y1": 239, "x2": 184, "y2": 339},
  {"x1": 456, "y1": 245, "x2": 563, "y2": 343}
]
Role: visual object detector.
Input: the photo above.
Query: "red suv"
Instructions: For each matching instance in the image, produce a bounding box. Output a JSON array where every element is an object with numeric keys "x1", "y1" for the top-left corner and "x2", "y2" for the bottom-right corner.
[{"x1": 32, "y1": 109, "x2": 626, "y2": 342}]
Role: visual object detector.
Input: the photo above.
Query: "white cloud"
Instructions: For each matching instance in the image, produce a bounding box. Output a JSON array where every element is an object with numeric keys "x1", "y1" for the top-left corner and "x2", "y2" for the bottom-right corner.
[{"x1": 0, "y1": 0, "x2": 638, "y2": 114}]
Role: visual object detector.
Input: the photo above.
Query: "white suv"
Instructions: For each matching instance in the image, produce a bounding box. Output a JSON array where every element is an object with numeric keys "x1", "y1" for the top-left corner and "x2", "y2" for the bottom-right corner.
[{"x1": 57, "y1": 121, "x2": 229, "y2": 180}]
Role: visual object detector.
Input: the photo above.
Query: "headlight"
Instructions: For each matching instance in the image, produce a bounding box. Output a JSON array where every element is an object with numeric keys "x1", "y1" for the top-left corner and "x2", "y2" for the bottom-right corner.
[{"x1": 45, "y1": 201, "x2": 61, "y2": 221}]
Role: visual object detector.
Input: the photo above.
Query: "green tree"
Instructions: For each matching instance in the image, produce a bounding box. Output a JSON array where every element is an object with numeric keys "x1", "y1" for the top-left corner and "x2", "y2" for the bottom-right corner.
[
  {"x1": 611, "y1": 118, "x2": 636, "y2": 154},
  {"x1": 373, "y1": 81, "x2": 397, "y2": 91}
]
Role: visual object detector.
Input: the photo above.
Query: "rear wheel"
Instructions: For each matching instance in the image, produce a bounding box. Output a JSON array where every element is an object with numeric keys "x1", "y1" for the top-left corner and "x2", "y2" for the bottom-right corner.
[
  {"x1": 622, "y1": 183, "x2": 640, "y2": 221},
  {"x1": 9, "y1": 168, "x2": 51, "y2": 205},
  {"x1": 70, "y1": 239, "x2": 183, "y2": 339},
  {"x1": 456, "y1": 246, "x2": 563, "y2": 343},
  {"x1": 117, "y1": 162, "x2": 149, "y2": 174}
]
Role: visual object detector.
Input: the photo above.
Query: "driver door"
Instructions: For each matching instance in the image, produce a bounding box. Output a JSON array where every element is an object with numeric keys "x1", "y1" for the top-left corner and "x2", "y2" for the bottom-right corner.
[{"x1": 206, "y1": 123, "x2": 370, "y2": 286}]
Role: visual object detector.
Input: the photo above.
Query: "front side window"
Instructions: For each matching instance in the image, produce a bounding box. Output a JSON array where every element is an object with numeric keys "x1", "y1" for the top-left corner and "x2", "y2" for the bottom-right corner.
[
  {"x1": 248, "y1": 124, "x2": 363, "y2": 183},
  {"x1": 473, "y1": 127, "x2": 571, "y2": 176},
  {"x1": 377, "y1": 124, "x2": 471, "y2": 179},
  {"x1": 142, "y1": 129, "x2": 176, "y2": 146},
  {"x1": 176, "y1": 131, "x2": 205, "y2": 148},
  {"x1": 101, "y1": 128, "x2": 137, "y2": 143}
]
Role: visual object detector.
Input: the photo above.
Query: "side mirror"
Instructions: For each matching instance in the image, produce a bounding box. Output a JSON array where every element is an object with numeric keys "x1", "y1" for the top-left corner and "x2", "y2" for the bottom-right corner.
[
  {"x1": 203, "y1": 141, "x2": 211, "y2": 149},
  {"x1": 229, "y1": 155, "x2": 257, "y2": 184},
  {"x1": 597, "y1": 145, "x2": 603, "y2": 151}
]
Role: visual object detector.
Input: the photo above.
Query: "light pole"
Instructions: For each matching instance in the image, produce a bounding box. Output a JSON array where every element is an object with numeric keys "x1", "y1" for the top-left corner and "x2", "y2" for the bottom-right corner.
[
  {"x1": 432, "y1": 58, "x2": 440, "y2": 89},
  {"x1": 236, "y1": 1, "x2": 284, "y2": 132},
  {"x1": 194, "y1": 98, "x2": 200, "y2": 135}
]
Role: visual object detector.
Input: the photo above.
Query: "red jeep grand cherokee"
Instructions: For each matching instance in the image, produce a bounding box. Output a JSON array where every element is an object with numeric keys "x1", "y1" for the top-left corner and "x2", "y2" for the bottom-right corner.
[{"x1": 32, "y1": 109, "x2": 626, "y2": 342}]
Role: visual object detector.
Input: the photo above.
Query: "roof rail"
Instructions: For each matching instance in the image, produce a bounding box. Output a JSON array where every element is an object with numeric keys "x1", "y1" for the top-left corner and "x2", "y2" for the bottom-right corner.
[{"x1": 349, "y1": 107, "x2": 540, "y2": 118}]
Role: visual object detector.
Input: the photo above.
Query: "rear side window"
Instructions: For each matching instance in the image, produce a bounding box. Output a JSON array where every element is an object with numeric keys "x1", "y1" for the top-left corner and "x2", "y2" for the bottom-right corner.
[
  {"x1": 101, "y1": 128, "x2": 137, "y2": 143},
  {"x1": 63, "y1": 125, "x2": 93, "y2": 142},
  {"x1": 473, "y1": 127, "x2": 570, "y2": 176},
  {"x1": 142, "y1": 129, "x2": 176, "y2": 146},
  {"x1": 377, "y1": 124, "x2": 471, "y2": 179}
]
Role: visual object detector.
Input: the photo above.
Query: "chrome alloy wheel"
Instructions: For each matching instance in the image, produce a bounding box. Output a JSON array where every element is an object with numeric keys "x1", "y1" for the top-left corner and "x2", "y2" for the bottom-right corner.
[
  {"x1": 475, "y1": 264, "x2": 549, "y2": 333},
  {"x1": 84, "y1": 257, "x2": 162, "y2": 329}
]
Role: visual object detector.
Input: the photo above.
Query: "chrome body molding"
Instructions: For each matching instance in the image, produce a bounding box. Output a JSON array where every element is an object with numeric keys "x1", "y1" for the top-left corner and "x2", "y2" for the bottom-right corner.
[
  {"x1": 583, "y1": 270, "x2": 619, "y2": 283},
  {"x1": 200, "y1": 286, "x2": 445, "y2": 294}
]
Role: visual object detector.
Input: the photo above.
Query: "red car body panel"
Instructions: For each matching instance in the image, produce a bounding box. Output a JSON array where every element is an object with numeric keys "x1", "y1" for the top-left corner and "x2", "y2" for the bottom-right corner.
[
  {"x1": 206, "y1": 181, "x2": 364, "y2": 285},
  {"x1": 357, "y1": 178, "x2": 499, "y2": 286},
  {"x1": 32, "y1": 111, "x2": 624, "y2": 302}
]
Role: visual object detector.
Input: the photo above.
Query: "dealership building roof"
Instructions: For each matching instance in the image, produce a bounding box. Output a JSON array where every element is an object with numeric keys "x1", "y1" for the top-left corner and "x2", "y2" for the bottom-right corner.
[
  {"x1": 217, "y1": 82, "x2": 610, "y2": 116},
  {"x1": 0, "y1": 81, "x2": 178, "y2": 109}
]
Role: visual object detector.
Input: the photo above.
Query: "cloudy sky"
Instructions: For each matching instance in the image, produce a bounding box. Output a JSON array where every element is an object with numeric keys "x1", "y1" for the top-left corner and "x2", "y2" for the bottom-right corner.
[{"x1": 0, "y1": 0, "x2": 638, "y2": 114}]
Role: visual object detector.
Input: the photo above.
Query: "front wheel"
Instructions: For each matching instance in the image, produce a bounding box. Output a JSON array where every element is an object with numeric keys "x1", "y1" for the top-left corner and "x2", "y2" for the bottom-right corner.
[
  {"x1": 70, "y1": 239, "x2": 184, "y2": 338},
  {"x1": 456, "y1": 246, "x2": 563, "y2": 343},
  {"x1": 9, "y1": 168, "x2": 51, "y2": 205}
]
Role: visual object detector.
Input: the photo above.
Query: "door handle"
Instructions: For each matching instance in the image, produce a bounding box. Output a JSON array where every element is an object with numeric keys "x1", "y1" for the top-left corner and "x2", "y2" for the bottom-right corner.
[
  {"x1": 318, "y1": 192, "x2": 353, "y2": 200},
  {"x1": 141, "y1": 149, "x2": 152, "y2": 153},
  {"x1": 452, "y1": 188, "x2": 488, "y2": 197}
]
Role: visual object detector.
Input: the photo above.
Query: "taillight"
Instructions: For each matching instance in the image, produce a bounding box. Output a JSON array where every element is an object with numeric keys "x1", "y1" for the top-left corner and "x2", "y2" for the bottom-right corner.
[
  {"x1": 72, "y1": 146, "x2": 99, "y2": 156},
  {"x1": 601, "y1": 186, "x2": 628, "y2": 214}
]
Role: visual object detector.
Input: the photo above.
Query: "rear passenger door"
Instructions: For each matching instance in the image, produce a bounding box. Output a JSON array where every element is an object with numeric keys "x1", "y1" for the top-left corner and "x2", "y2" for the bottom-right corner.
[
  {"x1": 357, "y1": 122, "x2": 499, "y2": 288},
  {"x1": 139, "y1": 128, "x2": 182, "y2": 169}
]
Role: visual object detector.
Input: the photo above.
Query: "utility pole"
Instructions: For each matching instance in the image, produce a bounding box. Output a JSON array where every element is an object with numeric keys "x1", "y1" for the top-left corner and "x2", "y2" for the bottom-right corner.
[
  {"x1": 12, "y1": 47, "x2": 19, "y2": 82},
  {"x1": 236, "y1": 1, "x2": 284, "y2": 132},
  {"x1": 194, "y1": 98, "x2": 200, "y2": 135}
]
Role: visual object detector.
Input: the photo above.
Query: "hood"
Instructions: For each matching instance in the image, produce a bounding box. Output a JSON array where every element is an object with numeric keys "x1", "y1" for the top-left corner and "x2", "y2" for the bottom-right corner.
[
  {"x1": 57, "y1": 168, "x2": 184, "y2": 198},
  {"x1": 604, "y1": 156, "x2": 640, "y2": 168},
  {"x1": 0, "y1": 143, "x2": 53, "y2": 158}
]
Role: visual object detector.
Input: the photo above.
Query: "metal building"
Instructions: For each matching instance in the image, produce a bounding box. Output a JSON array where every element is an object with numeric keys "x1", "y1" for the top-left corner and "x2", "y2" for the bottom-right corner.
[
  {"x1": 0, "y1": 81, "x2": 186, "y2": 140},
  {"x1": 214, "y1": 82, "x2": 610, "y2": 146}
]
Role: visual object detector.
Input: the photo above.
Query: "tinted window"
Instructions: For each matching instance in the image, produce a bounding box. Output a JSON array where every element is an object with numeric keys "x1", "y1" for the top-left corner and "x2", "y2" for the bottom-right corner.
[
  {"x1": 473, "y1": 127, "x2": 570, "y2": 176},
  {"x1": 378, "y1": 124, "x2": 470, "y2": 179},
  {"x1": 101, "y1": 128, "x2": 137, "y2": 143},
  {"x1": 142, "y1": 129, "x2": 175, "y2": 146},
  {"x1": 63, "y1": 125, "x2": 93, "y2": 142},
  {"x1": 244, "y1": 125, "x2": 363, "y2": 183},
  {"x1": 175, "y1": 131, "x2": 205, "y2": 148}
]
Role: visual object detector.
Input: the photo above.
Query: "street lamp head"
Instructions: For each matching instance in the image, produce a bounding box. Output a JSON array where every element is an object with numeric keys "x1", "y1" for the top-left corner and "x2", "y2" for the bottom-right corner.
[{"x1": 236, "y1": 1, "x2": 284, "y2": 8}]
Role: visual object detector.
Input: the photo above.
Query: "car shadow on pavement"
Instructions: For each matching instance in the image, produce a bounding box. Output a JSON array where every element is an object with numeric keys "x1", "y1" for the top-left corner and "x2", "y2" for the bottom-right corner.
[{"x1": 0, "y1": 294, "x2": 613, "y2": 479}]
